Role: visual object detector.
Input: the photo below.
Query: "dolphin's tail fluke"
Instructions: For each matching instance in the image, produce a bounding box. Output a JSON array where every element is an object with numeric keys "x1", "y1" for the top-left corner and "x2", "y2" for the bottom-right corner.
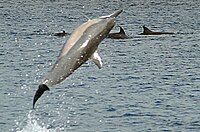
[{"x1": 33, "y1": 84, "x2": 50, "y2": 109}]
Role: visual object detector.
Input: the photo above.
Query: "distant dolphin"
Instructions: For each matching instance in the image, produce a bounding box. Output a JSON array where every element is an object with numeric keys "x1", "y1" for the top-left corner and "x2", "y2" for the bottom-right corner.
[
  {"x1": 33, "y1": 10, "x2": 123, "y2": 108},
  {"x1": 139, "y1": 26, "x2": 174, "y2": 35},
  {"x1": 53, "y1": 30, "x2": 69, "y2": 37},
  {"x1": 107, "y1": 26, "x2": 129, "y2": 39}
]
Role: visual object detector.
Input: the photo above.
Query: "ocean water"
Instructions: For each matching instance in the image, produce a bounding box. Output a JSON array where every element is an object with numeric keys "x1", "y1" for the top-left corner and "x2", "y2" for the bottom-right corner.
[{"x1": 0, "y1": 0, "x2": 200, "y2": 132}]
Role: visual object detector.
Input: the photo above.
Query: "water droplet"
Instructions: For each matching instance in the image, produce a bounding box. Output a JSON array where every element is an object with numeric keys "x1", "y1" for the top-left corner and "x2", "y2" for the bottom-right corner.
[
  {"x1": 95, "y1": 90, "x2": 99, "y2": 94},
  {"x1": 15, "y1": 38, "x2": 18, "y2": 42}
]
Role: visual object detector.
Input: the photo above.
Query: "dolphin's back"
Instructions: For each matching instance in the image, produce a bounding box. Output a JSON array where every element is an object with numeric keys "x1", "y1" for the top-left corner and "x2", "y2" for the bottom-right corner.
[
  {"x1": 140, "y1": 26, "x2": 174, "y2": 35},
  {"x1": 59, "y1": 19, "x2": 102, "y2": 58}
]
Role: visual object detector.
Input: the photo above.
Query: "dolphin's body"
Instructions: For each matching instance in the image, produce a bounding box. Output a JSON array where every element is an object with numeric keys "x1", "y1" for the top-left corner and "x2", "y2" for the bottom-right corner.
[
  {"x1": 139, "y1": 26, "x2": 174, "y2": 35},
  {"x1": 33, "y1": 10, "x2": 123, "y2": 108},
  {"x1": 107, "y1": 26, "x2": 128, "y2": 39},
  {"x1": 53, "y1": 30, "x2": 69, "y2": 37}
]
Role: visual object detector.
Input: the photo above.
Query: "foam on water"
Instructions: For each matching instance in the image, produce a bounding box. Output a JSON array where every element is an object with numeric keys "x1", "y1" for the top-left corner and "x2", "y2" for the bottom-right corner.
[{"x1": 15, "y1": 111, "x2": 62, "y2": 132}]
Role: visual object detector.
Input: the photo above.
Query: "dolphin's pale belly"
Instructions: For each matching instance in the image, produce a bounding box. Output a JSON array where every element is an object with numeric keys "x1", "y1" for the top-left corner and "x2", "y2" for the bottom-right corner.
[{"x1": 42, "y1": 49, "x2": 88, "y2": 86}]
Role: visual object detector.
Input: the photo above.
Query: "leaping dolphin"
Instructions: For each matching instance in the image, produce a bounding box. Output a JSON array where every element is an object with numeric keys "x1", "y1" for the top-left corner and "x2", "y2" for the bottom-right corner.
[
  {"x1": 139, "y1": 26, "x2": 174, "y2": 35},
  {"x1": 107, "y1": 26, "x2": 129, "y2": 39},
  {"x1": 33, "y1": 10, "x2": 123, "y2": 109}
]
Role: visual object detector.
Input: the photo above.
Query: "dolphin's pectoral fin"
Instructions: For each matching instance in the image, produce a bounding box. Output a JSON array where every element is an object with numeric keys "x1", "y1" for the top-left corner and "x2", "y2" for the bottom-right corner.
[
  {"x1": 33, "y1": 84, "x2": 50, "y2": 109},
  {"x1": 90, "y1": 51, "x2": 102, "y2": 69}
]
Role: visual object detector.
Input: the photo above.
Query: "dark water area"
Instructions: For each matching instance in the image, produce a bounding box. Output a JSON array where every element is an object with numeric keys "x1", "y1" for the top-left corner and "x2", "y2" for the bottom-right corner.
[{"x1": 0, "y1": 0, "x2": 200, "y2": 131}]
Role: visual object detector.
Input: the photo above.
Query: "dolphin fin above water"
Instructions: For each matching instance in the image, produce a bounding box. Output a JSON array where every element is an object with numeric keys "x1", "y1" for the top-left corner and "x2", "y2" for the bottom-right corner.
[
  {"x1": 139, "y1": 26, "x2": 174, "y2": 35},
  {"x1": 142, "y1": 26, "x2": 153, "y2": 34},
  {"x1": 107, "y1": 26, "x2": 129, "y2": 39},
  {"x1": 119, "y1": 26, "x2": 126, "y2": 35},
  {"x1": 33, "y1": 9, "x2": 123, "y2": 109}
]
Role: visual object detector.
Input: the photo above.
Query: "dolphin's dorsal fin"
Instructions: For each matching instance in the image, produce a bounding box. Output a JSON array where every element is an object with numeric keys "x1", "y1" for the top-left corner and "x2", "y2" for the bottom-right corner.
[
  {"x1": 90, "y1": 51, "x2": 102, "y2": 69},
  {"x1": 119, "y1": 26, "x2": 126, "y2": 35},
  {"x1": 143, "y1": 26, "x2": 153, "y2": 34}
]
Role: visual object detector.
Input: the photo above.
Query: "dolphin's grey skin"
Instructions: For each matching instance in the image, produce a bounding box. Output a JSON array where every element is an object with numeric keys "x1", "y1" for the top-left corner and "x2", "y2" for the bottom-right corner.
[
  {"x1": 139, "y1": 26, "x2": 174, "y2": 35},
  {"x1": 53, "y1": 30, "x2": 69, "y2": 37},
  {"x1": 107, "y1": 26, "x2": 129, "y2": 39},
  {"x1": 33, "y1": 10, "x2": 123, "y2": 109}
]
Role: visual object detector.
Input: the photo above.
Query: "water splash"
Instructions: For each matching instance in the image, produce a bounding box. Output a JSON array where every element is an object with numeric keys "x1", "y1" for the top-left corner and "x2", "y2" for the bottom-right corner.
[{"x1": 15, "y1": 110, "x2": 62, "y2": 132}]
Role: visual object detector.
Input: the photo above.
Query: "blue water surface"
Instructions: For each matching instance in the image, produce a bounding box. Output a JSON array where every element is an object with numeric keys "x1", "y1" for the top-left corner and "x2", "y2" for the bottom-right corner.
[{"x1": 0, "y1": 0, "x2": 200, "y2": 132}]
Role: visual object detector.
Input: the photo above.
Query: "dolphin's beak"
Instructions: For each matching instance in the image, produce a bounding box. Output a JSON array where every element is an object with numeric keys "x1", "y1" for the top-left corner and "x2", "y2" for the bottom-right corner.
[
  {"x1": 33, "y1": 84, "x2": 50, "y2": 109},
  {"x1": 100, "y1": 9, "x2": 123, "y2": 19},
  {"x1": 110, "y1": 9, "x2": 123, "y2": 18}
]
